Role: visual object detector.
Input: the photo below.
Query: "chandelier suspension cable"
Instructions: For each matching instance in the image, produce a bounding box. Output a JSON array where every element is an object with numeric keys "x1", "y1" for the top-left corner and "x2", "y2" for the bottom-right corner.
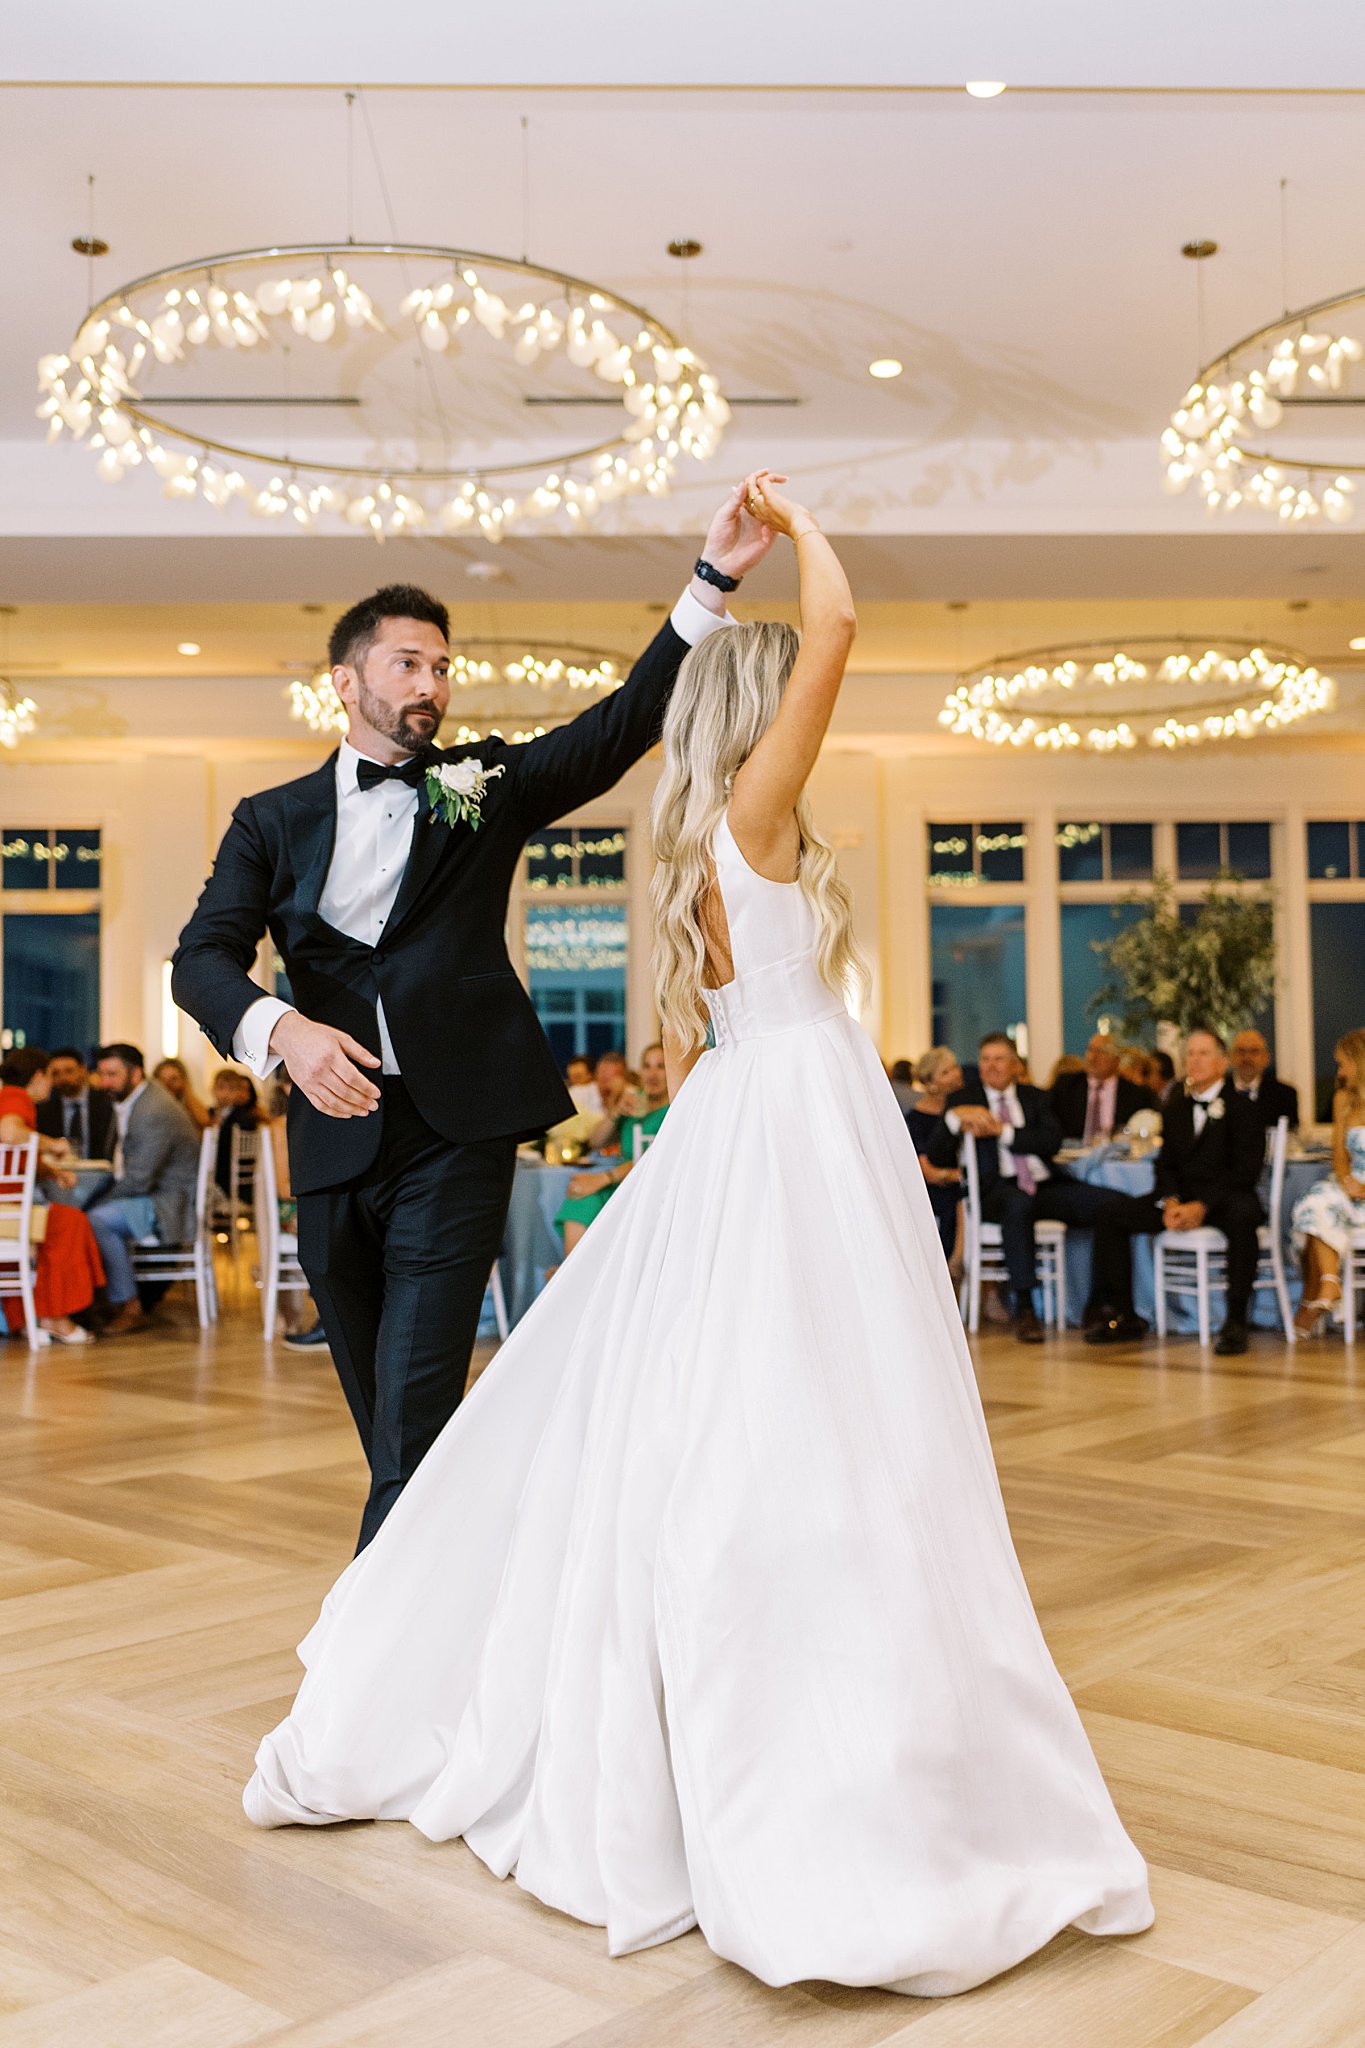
[
  {"x1": 356, "y1": 88, "x2": 455, "y2": 466},
  {"x1": 521, "y1": 114, "x2": 532, "y2": 267},
  {"x1": 345, "y1": 91, "x2": 357, "y2": 247},
  {"x1": 84, "y1": 175, "x2": 98, "y2": 312},
  {"x1": 1279, "y1": 176, "x2": 1291, "y2": 318}
]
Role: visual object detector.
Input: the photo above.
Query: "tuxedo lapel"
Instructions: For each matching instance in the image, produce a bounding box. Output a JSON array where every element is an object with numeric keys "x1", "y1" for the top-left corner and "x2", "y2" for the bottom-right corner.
[
  {"x1": 386, "y1": 775, "x2": 452, "y2": 939},
  {"x1": 283, "y1": 755, "x2": 340, "y2": 920}
]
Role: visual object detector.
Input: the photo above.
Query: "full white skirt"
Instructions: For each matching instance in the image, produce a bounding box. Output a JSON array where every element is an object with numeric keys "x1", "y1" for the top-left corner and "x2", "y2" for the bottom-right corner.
[{"x1": 246, "y1": 1015, "x2": 1153, "y2": 1996}]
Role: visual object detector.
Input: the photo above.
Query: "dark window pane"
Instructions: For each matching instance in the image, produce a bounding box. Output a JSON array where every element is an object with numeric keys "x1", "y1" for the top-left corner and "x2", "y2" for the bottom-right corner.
[
  {"x1": 1057, "y1": 822, "x2": 1104, "y2": 883},
  {"x1": 1060, "y1": 902, "x2": 1144, "y2": 1054},
  {"x1": 53, "y1": 828, "x2": 101, "y2": 891},
  {"x1": 1356, "y1": 823, "x2": 1365, "y2": 880},
  {"x1": 524, "y1": 831, "x2": 575, "y2": 890},
  {"x1": 1307, "y1": 821, "x2": 1351, "y2": 881},
  {"x1": 1311, "y1": 902, "x2": 1365, "y2": 1118},
  {"x1": 1108, "y1": 822, "x2": 1154, "y2": 882},
  {"x1": 977, "y1": 823, "x2": 1025, "y2": 884},
  {"x1": 929, "y1": 904, "x2": 1027, "y2": 1056},
  {"x1": 2, "y1": 911, "x2": 100, "y2": 1052},
  {"x1": 1176, "y1": 822, "x2": 1222, "y2": 880},
  {"x1": 578, "y1": 827, "x2": 627, "y2": 888},
  {"x1": 2, "y1": 829, "x2": 49, "y2": 892},
  {"x1": 1226, "y1": 821, "x2": 1271, "y2": 879},
  {"x1": 927, "y1": 822, "x2": 975, "y2": 887}
]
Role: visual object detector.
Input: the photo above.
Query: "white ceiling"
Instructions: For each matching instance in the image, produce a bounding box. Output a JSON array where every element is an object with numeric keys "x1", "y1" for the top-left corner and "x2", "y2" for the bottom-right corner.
[{"x1": 6, "y1": 12, "x2": 1365, "y2": 646}]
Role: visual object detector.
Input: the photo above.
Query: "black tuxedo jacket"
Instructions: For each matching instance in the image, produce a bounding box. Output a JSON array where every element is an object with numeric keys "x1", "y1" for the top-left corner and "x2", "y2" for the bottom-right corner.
[
  {"x1": 173, "y1": 618, "x2": 692, "y2": 1195},
  {"x1": 36, "y1": 1086, "x2": 116, "y2": 1160},
  {"x1": 1049, "y1": 1070, "x2": 1155, "y2": 1142},
  {"x1": 1154, "y1": 1080, "x2": 1265, "y2": 1209},
  {"x1": 925, "y1": 1079, "x2": 1064, "y2": 1193},
  {"x1": 1233, "y1": 1074, "x2": 1299, "y2": 1132}
]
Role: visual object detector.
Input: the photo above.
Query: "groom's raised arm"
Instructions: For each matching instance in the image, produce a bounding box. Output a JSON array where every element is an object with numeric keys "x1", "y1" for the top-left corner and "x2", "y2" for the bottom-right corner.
[{"x1": 171, "y1": 798, "x2": 276, "y2": 1060}]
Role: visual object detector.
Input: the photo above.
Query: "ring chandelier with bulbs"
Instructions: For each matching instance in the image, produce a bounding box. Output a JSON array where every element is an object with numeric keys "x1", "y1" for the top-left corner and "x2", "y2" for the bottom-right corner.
[
  {"x1": 1162, "y1": 284, "x2": 1365, "y2": 523},
  {"x1": 939, "y1": 638, "x2": 1335, "y2": 753},
  {"x1": 37, "y1": 243, "x2": 729, "y2": 539},
  {"x1": 288, "y1": 641, "x2": 628, "y2": 738},
  {"x1": 0, "y1": 681, "x2": 38, "y2": 750}
]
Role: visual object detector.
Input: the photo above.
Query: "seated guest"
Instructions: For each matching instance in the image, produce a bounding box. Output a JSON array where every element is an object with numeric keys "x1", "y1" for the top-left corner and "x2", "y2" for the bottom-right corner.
[
  {"x1": 1046, "y1": 1053, "x2": 1086, "y2": 1091},
  {"x1": 1050, "y1": 1033, "x2": 1155, "y2": 1144},
  {"x1": 35, "y1": 1045, "x2": 116, "y2": 1161},
  {"x1": 1086, "y1": 1025, "x2": 1265, "y2": 1355},
  {"x1": 210, "y1": 1066, "x2": 260, "y2": 1200},
  {"x1": 0, "y1": 1047, "x2": 106, "y2": 1345},
  {"x1": 928, "y1": 1030, "x2": 1120, "y2": 1343},
  {"x1": 904, "y1": 1046, "x2": 963, "y2": 1265},
  {"x1": 262, "y1": 1073, "x2": 328, "y2": 1350},
  {"x1": 1229, "y1": 1029, "x2": 1298, "y2": 1132},
  {"x1": 592, "y1": 1048, "x2": 631, "y2": 1120},
  {"x1": 153, "y1": 1056, "x2": 212, "y2": 1132},
  {"x1": 1290, "y1": 1028, "x2": 1365, "y2": 1337},
  {"x1": 1151, "y1": 1050, "x2": 1178, "y2": 1106},
  {"x1": 887, "y1": 1058, "x2": 918, "y2": 1114},
  {"x1": 1117, "y1": 1046, "x2": 1157, "y2": 1095},
  {"x1": 557, "y1": 1043, "x2": 669, "y2": 1254},
  {"x1": 86, "y1": 1043, "x2": 202, "y2": 1337}
]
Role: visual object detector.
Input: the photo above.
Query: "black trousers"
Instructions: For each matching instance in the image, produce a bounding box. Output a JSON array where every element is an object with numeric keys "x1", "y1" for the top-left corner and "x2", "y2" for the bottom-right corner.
[
  {"x1": 1090, "y1": 1188, "x2": 1264, "y2": 1324},
  {"x1": 296, "y1": 1078, "x2": 517, "y2": 1553},
  {"x1": 979, "y1": 1174, "x2": 1120, "y2": 1304}
]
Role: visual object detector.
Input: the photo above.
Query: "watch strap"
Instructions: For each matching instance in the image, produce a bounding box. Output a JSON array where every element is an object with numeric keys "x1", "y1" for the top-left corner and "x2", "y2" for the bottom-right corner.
[{"x1": 694, "y1": 555, "x2": 741, "y2": 593}]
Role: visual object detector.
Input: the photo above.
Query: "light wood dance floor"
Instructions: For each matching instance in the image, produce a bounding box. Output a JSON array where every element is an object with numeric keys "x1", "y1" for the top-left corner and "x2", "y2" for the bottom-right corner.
[{"x1": 1, "y1": 1294, "x2": 1363, "y2": 2046}]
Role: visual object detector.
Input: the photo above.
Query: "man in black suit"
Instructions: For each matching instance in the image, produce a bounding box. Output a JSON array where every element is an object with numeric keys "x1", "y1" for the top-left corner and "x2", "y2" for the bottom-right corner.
[
  {"x1": 1050, "y1": 1033, "x2": 1155, "y2": 1144},
  {"x1": 36, "y1": 1046, "x2": 116, "y2": 1161},
  {"x1": 1229, "y1": 1029, "x2": 1298, "y2": 1133},
  {"x1": 1086, "y1": 1025, "x2": 1265, "y2": 1356},
  {"x1": 173, "y1": 485, "x2": 771, "y2": 1550},
  {"x1": 927, "y1": 1031, "x2": 1121, "y2": 1343}
]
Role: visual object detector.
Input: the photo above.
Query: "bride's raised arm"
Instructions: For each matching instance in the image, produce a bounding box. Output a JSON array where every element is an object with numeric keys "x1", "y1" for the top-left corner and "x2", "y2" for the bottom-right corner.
[{"x1": 727, "y1": 473, "x2": 856, "y2": 876}]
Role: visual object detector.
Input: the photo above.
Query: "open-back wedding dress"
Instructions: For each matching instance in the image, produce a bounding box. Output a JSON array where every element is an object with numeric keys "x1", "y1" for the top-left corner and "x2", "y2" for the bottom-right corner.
[{"x1": 245, "y1": 811, "x2": 1153, "y2": 1997}]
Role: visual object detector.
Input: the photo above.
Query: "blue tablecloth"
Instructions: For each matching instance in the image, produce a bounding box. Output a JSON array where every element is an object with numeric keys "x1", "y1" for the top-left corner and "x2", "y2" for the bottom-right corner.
[{"x1": 1059, "y1": 1147, "x2": 1326, "y2": 1332}]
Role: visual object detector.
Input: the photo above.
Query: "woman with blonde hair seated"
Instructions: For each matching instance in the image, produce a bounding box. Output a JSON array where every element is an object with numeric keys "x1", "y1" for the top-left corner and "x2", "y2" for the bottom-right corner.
[{"x1": 1291, "y1": 1028, "x2": 1365, "y2": 1336}]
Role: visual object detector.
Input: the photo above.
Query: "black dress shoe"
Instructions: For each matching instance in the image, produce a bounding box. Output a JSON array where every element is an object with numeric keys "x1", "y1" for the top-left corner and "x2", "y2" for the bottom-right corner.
[
  {"x1": 1084, "y1": 1313, "x2": 1150, "y2": 1346},
  {"x1": 1213, "y1": 1322, "x2": 1249, "y2": 1356},
  {"x1": 1013, "y1": 1309, "x2": 1046, "y2": 1345},
  {"x1": 283, "y1": 1322, "x2": 331, "y2": 1350}
]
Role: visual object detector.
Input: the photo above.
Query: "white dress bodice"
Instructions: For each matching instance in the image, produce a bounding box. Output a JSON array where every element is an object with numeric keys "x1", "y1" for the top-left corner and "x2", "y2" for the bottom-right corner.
[{"x1": 703, "y1": 812, "x2": 846, "y2": 1048}]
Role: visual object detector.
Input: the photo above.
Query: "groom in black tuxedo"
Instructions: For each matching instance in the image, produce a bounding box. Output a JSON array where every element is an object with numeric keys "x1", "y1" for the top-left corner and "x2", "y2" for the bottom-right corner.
[{"x1": 174, "y1": 485, "x2": 772, "y2": 1548}]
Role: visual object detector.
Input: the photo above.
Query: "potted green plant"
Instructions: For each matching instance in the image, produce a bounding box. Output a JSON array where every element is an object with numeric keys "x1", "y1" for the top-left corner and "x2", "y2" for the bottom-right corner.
[{"x1": 1091, "y1": 871, "x2": 1276, "y2": 1042}]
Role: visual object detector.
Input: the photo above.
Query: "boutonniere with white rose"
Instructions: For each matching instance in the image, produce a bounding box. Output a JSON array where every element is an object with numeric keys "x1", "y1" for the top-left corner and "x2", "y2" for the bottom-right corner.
[
  {"x1": 424, "y1": 756, "x2": 505, "y2": 832},
  {"x1": 1205, "y1": 1096, "x2": 1225, "y2": 1121}
]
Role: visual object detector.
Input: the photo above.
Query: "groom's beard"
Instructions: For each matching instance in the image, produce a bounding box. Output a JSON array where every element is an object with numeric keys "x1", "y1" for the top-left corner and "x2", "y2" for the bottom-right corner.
[{"x1": 355, "y1": 674, "x2": 442, "y2": 755}]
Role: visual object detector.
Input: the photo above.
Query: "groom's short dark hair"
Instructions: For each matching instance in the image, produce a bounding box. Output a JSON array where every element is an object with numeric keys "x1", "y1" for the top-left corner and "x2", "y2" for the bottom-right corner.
[{"x1": 329, "y1": 585, "x2": 450, "y2": 672}]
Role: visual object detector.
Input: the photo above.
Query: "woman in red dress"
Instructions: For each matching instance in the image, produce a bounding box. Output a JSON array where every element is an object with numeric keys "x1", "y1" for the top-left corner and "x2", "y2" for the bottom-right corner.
[{"x1": 0, "y1": 1046, "x2": 104, "y2": 1345}]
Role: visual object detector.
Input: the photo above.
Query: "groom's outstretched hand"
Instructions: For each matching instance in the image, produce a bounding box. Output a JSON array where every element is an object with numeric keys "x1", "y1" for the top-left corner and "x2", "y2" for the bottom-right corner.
[{"x1": 270, "y1": 1012, "x2": 382, "y2": 1118}]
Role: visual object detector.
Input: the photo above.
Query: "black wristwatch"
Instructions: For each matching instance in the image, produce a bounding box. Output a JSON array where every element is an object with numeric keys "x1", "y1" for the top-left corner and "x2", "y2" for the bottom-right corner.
[{"x1": 694, "y1": 556, "x2": 742, "y2": 593}]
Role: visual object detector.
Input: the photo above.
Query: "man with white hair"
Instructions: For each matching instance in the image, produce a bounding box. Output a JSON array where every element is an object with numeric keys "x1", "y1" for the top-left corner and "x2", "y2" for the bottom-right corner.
[{"x1": 1050, "y1": 1033, "x2": 1155, "y2": 1144}]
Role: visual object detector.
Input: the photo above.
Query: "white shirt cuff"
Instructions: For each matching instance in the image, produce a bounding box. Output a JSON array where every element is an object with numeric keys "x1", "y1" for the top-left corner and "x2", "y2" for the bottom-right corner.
[
  {"x1": 671, "y1": 586, "x2": 736, "y2": 647},
  {"x1": 998, "y1": 1126, "x2": 1016, "y2": 1149},
  {"x1": 232, "y1": 995, "x2": 293, "y2": 1077},
  {"x1": 945, "y1": 1109, "x2": 962, "y2": 1136}
]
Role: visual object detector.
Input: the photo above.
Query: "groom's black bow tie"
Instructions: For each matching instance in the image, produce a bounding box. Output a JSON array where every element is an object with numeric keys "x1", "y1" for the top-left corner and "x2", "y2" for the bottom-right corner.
[{"x1": 355, "y1": 750, "x2": 434, "y2": 792}]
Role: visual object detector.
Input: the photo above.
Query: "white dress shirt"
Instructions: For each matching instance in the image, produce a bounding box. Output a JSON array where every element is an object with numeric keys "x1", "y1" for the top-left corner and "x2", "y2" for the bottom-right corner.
[
  {"x1": 112, "y1": 1078, "x2": 147, "y2": 1180},
  {"x1": 1083, "y1": 1072, "x2": 1118, "y2": 1143},
  {"x1": 232, "y1": 586, "x2": 731, "y2": 1078},
  {"x1": 1189, "y1": 1081, "x2": 1222, "y2": 1137}
]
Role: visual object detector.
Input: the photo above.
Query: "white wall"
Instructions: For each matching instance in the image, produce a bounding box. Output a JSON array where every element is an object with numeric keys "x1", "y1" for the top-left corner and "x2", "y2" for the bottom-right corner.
[{"x1": 8, "y1": 672, "x2": 1362, "y2": 1114}]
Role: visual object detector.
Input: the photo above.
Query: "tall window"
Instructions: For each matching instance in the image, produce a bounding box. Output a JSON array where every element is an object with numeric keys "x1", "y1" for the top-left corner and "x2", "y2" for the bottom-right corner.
[
  {"x1": 1307, "y1": 820, "x2": 1365, "y2": 1116},
  {"x1": 926, "y1": 821, "x2": 1025, "y2": 887},
  {"x1": 926, "y1": 820, "x2": 1028, "y2": 1057},
  {"x1": 1175, "y1": 820, "x2": 1271, "y2": 881},
  {"x1": 1055, "y1": 821, "x2": 1154, "y2": 1054},
  {"x1": 1, "y1": 828, "x2": 102, "y2": 1054},
  {"x1": 518, "y1": 825, "x2": 629, "y2": 1066}
]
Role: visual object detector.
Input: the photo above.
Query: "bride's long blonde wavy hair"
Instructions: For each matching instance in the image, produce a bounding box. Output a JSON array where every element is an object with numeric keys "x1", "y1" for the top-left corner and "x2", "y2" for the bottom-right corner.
[{"x1": 650, "y1": 620, "x2": 869, "y2": 1052}]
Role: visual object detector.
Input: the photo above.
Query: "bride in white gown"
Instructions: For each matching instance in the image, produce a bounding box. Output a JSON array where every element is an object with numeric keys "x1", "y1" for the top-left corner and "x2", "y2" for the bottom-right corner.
[{"x1": 245, "y1": 476, "x2": 1154, "y2": 1997}]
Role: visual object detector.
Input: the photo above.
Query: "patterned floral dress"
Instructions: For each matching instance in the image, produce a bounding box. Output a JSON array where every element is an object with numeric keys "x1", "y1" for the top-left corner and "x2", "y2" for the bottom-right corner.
[{"x1": 1291, "y1": 1123, "x2": 1365, "y2": 1255}]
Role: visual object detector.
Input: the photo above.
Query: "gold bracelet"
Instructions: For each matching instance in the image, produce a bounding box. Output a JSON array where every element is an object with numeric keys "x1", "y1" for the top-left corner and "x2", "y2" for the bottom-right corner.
[{"x1": 793, "y1": 526, "x2": 823, "y2": 541}]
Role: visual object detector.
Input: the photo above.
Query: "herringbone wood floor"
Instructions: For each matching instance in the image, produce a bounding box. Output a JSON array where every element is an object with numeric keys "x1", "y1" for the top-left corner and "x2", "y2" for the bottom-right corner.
[{"x1": 2, "y1": 1289, "x2": 1364, "y2": 2047}]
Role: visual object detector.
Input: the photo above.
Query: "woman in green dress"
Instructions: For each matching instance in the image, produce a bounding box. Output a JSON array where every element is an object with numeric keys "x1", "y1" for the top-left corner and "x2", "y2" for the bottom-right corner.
[{"x1": 556, "y1": 1043, "x2": 669, "y2": 1254}]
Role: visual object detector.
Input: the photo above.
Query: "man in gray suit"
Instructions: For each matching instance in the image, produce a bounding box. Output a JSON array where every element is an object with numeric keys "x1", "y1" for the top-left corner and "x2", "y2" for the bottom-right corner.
[{"x1": 87, "y1": 1042, "x2": 201, "y2": 1336}]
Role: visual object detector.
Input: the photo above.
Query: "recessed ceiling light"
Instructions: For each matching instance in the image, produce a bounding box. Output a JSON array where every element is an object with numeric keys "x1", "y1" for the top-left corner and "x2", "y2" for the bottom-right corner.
[
  {"x1": 965, "y1": 80, "x2": 1006, "y2": 98},
  {"x1": 1349, "y1": 636, "x2": 1365, "y2": 650},
  {"x1": 177, "y1": 642, "x2": 201, "y2": 656},
  {"x1": 868, "y1": 359, "x2": 903, "y2": 380}
]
